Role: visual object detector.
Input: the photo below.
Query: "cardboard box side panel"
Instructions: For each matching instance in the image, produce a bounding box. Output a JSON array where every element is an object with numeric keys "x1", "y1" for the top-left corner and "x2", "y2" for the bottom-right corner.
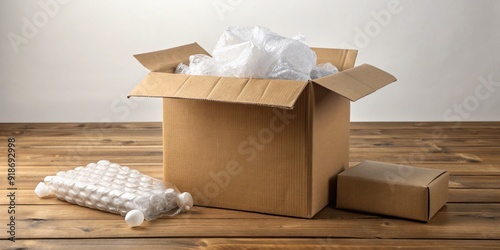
[
  {"x1": 428, "y1": 172, "x2": 449, "y2": 220},
  {"x1": 337, "y1": 175, "x2": 429, "y2": 221},
  {"x1": 311, "y1": 85, "x2": 350, "y2": 214},
  {"x1": 162, "y1": 94, "x2": 310, "y2": 217}
]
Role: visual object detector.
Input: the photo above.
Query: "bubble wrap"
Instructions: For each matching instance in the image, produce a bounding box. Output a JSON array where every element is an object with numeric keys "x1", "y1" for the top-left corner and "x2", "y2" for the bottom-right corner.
[
  {"x1": 34, "y1": 160, "x2": 193, "y2": 227},
  {"x1": 175, "y1": 26, "x2": 338, "y2": 81}
]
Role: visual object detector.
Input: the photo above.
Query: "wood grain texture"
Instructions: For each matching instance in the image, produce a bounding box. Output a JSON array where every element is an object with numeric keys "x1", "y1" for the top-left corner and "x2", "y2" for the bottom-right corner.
[
  {"x1": 8, "y1": 239, "x2": 500, "y2": 250},
  {"x1": 0, "y1": 122, "x2": 499, "y2": 249}
]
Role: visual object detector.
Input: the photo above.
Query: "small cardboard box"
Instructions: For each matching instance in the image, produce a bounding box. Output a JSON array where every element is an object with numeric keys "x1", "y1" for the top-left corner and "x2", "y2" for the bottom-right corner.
[
  {"x1": 337, "y1": 161, "x2": 449, "y2": 221},
  {"x1": 129, "y1": 43, "x2": 396, "y2": 218}
]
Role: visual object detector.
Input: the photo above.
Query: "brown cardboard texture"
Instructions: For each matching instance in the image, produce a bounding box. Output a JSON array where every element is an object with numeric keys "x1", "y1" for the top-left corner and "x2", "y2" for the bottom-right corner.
[
  {"x1": 336, "y1": 161, "x2": 449, "y2": 221},
  {"x1": 129, "y1": 43, "x2": 396, "y2": 218}
]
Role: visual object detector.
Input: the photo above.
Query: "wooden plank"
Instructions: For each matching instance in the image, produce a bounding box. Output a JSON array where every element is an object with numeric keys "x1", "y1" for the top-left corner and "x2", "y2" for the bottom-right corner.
[
  {"x1": 0, "y1": 159, "x2": 163, "y2": 168},
  {"x1": 7, "y1": 136, "x2": 500, "y2": 149},
  {"x1": 1, "y1": 185, "x2": 499, "y2": 205},
  {"x1": 2, "y1": 202, "x2": 497, "y2": 220},
  {"x1": 17, "y1": 140, "x2": 162, "y2": 146},
  {"x1": 350, "y1": 137, "x2": 500, "y2": 148},
  {"x1": 449, "y1": 189, "x2": 500, "y2": 203},
  {"x1": 449, "y1": 176, "x2": 500, "y2": 189},
  {"x1": 349, "y1": 131, "x2": 500, "y2": 140},
  {"x1": 0, "y1": 122, "x2": 162, "y2": 130},
  {"x1": 350, "y1": 122, "x2": 500, "y2": 129},
  {"x1": 23, "y1": 145, "x2": 482, "y2": 156},
  {"x1": 2, "y1": 122, "x2": 498, "y2": 138},
  {"x1": 349, "y1": 152, "x2": 500, "y2": 164},
  {"x1": 4, "y1": 162, "x2": 499, "y2": 176},
  {"x1": 0, "y1": 203, "x2": 279, "y2": 220},
  {"x1": 2, "y1": 121, "x2": 498, "y2": 130},
  {"x1": 0, "y1": 121, "x2": 348, "y2": 130},
  {"x1": 4, "y1": 213, "x2": 500, "y2": 239},
  {"x1": 1, "y1": 203, "x2": 499, "y2": 239},
  {"x1": 3, "y1": 127, "x2": 498, "y2": 139},
  {"x1": 4, "y1": 169, "x2": 500, "y2": 190},
  {"x1": 350, "y1": 146, "x2": 500, "y2": 154},
  {"x1": 5, "y1": 151, "x2": 498, "y2": 170},
  {"x1": 5, "y1": 238, "x2": 500, "y2": 250},
  {"x1": 0, "y1": 129, "x2": 162, "y2": 138}
]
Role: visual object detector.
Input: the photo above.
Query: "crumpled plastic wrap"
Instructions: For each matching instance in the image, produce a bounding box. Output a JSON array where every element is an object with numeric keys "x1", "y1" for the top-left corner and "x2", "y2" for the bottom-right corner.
[
  {"x1": 176, "y1": 26, "x2": 338, "y2": 81},
  {"x1": 34, "y1": 160, "x2": 193, "y2": 227},
  {"x1": 310, "y1": 62, "x2": 339, "y2": 80}
]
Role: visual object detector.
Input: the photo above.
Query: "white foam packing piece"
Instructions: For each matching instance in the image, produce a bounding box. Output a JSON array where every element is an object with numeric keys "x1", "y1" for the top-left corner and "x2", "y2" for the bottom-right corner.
[
  {"x1": 175, "y1": 26, "x2": 338, "y2": 81},
  {"x1": 35, "y1": 160, "x2": 193, "y2": 227}
]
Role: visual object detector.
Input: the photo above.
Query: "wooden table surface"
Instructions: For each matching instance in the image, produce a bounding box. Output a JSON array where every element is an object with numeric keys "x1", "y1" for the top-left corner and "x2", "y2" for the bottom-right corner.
[{"x1": 1, "y1": 122, "x2": 499, "y2": 249}]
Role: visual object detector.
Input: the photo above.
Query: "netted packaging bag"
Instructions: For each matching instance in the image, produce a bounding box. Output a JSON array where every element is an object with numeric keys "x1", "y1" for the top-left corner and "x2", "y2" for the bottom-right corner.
[{"x1": 34, "y1": 160, "x2": 193, "y2": 227}]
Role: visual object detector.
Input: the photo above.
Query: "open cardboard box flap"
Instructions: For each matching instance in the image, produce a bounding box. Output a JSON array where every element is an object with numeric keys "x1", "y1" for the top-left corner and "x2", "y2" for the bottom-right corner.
[
  {"x1": 128, "y1": 43, "x2": 397, "y2": 109},
  {"x1": 312, "y1": 64, "x2": 397, "y2": 101}
]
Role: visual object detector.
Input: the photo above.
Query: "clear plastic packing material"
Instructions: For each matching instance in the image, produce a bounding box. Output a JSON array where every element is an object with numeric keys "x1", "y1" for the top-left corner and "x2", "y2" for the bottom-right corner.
[
  {"x1": 175, "y1": 26, "x2": 338, "y2": 81},
  {"x1": 34, "y1": 160, "x2": 193, "y2": 227}
]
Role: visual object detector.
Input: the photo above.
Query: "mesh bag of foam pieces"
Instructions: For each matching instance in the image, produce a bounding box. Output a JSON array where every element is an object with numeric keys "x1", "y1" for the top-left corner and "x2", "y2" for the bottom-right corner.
[
  {"x1": 35, "y1": 160, "x2": 193, "y2": 227},
  {"x1": 176, "y1": 26, "x2": 338, "y2": 81}
]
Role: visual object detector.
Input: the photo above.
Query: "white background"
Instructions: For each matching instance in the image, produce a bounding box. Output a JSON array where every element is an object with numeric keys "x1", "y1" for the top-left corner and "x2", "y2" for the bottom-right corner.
[{"x1": 1, "y1": 0, "x2": 499, "y2": 123}]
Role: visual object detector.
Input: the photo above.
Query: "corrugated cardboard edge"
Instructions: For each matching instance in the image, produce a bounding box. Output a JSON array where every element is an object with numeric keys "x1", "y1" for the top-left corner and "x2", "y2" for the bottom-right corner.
[
  {"x1": 309, "y1": 47, "x2": 357, "y2": 217},
  {"x1": 305, "y1": 83, "x2": 314, "y2": 217},
  {"x1": 427, "y1": 171, "x2": 449, "y2": 221}
]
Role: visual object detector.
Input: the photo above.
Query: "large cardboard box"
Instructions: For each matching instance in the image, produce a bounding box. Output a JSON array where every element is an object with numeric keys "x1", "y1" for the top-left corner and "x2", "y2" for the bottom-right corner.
[
  {"x1": 129, "y1": 43, "x2": 396, "y2": 218},
  {"x1": 337, "y1": 161, "x2": 449, "y2": 221}
]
